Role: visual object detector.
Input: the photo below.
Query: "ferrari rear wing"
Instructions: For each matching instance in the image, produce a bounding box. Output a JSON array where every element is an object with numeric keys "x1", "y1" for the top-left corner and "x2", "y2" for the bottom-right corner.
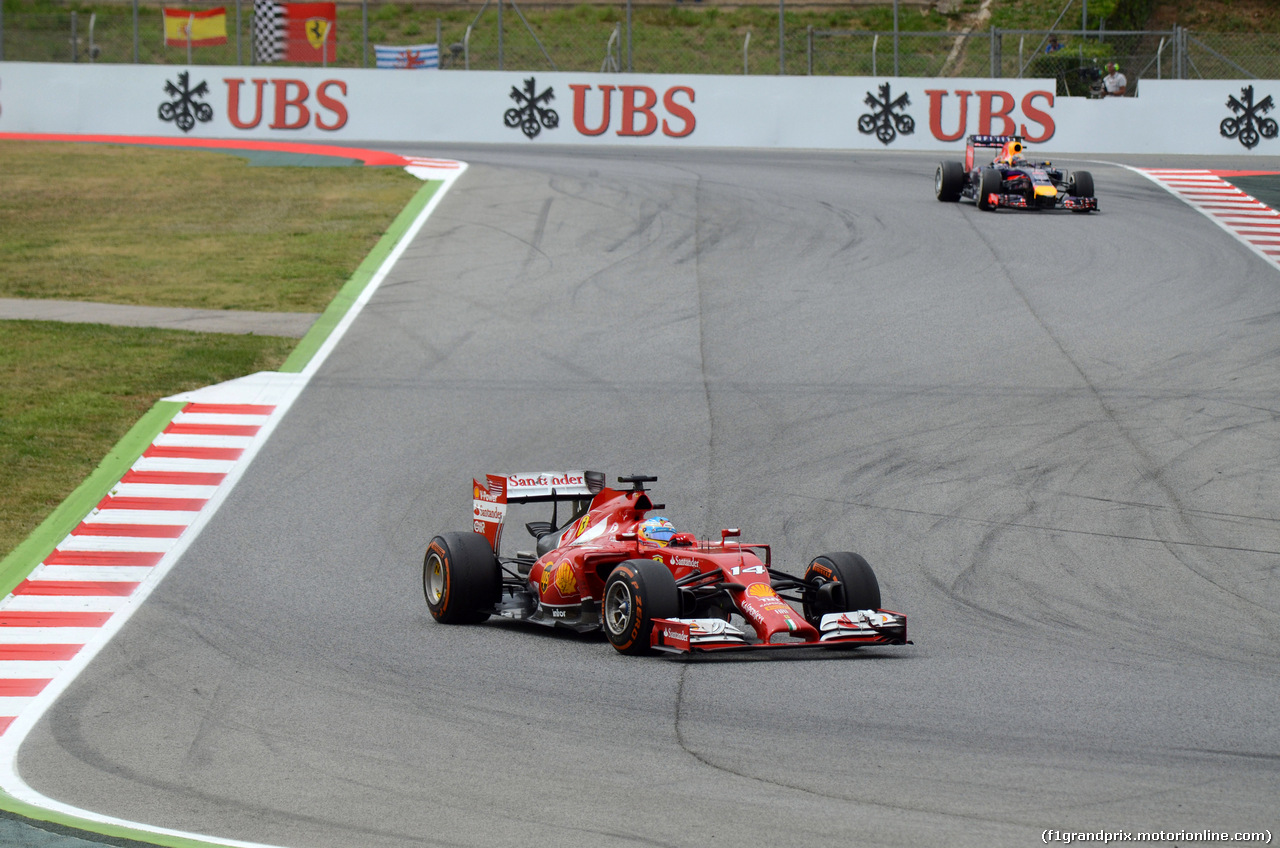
[{"x1": 472, "y1": 471, "x2": 605, "y2": 553}]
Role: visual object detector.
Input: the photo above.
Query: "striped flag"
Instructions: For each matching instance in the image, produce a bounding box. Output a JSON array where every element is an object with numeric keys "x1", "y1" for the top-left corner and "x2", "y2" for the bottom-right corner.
[
  {"x1": 162, "y1": 7, "x2": 228, "y2": 47},
  {"x1": 374, "y1": 43, "x2": 440, "y2": 69},
  {"x1": 252, "y1": 0, "x2": 285, "y2": 62}
]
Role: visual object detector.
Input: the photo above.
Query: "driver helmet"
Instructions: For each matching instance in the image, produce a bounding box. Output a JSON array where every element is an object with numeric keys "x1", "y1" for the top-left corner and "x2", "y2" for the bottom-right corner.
[
  {"x1": 1001, "y1": 139, "x2": 1025, "y2": 164},
  {"x1": 638, "y1": 516, "x2": 676, "y2": 546}
]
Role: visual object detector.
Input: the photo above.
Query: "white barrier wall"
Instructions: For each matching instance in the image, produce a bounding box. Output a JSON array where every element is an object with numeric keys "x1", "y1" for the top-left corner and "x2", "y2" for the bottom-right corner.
[{"x1": 1, "y1": 62, "x2": 1277, "y2": 156}]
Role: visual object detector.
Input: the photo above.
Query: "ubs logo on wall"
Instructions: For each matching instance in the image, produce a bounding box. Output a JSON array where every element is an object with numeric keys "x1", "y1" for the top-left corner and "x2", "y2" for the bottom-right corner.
[
  {"x1": 155, "y1": 76, "x2": 350, "y2": 134},
  {"x1": 503, "y1": 77, "x2": 697, "y2": 140},
  {"x1": 1220, "y1": 85, "x2": 1277, "y2": 149},
  {"x1": 159, "y1": 71, "x2": 214, "y2": 133},
  {"x1": 505, "y1": 77, "x2": 559, "y2": 139},
  {"x1": 860, "y1": 82, "x2": 914, "y2": 145}
]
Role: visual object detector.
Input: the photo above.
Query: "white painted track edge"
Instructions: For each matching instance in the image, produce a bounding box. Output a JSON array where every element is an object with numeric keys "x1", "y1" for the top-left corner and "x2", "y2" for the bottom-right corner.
[
  {"x1": 0, "y1": 162, "x2": 468, "y2": 848},
  {"x1": 1113, "y1": 162, "x2": 1280, "y2": 273}
]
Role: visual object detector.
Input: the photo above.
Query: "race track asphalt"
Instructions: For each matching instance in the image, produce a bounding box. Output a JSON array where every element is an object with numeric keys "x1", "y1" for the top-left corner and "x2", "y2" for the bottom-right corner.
[{"x1": 15, "y1": 147, "x2": 1280, "y2": 847}]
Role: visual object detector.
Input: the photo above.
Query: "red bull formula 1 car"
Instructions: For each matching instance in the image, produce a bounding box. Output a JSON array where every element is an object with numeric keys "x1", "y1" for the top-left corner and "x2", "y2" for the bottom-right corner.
[
  {"x1": 422, "y1": 472, "x2": 909, "y2": 656},
  {"x1": 935, "y1": 134, "x2": 1097, "y2": 212}
]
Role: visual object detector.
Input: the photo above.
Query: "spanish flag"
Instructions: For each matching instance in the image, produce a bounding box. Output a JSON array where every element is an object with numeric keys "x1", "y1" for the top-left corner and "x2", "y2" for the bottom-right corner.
[{"x1": 163, "y1": 7, "x2": 228, "y2": 47}]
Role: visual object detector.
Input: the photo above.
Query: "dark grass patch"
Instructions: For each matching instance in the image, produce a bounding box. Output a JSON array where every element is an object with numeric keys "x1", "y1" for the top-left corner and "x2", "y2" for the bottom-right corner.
[
  {"x1": 0, "y1": 321, "x2": 295, "y2": 558},
  {"x1": 0, "y1": 141, "x2": 422, "y2": 312}
]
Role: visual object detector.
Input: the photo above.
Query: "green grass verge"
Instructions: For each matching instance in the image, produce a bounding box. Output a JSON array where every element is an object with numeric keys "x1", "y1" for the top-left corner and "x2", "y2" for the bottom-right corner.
[
  {"x1": 0, "y1": 397, "x2": 180, "y2": 613},
  {"x1": 0, "y1": 143, "x2": 443, "y2": 847},
  {"x1": 281, "y1": 178, "x2": 441, "y2": 372},
  {"x1": 0, "y1": 141, "x2": 423, "y2": 312},
  {"x1": 0, "y1": 793, "x2": 253, "y2": 848},
  {"x1": 0, "y1": 322, "x2": 298, "y2": 562},
  {"x1": 0, "y1": 141, "x2": 438, "y2": 563}
]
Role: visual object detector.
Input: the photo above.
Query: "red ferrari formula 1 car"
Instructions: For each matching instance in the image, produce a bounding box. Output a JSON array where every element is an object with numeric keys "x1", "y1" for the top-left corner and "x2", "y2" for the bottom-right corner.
[
  {"x1": 935, "y1": 134, "x2": 1098, "y2": 212},
  {"x1": 422, "y1": 472, "x2": 908, "y2": 655}
]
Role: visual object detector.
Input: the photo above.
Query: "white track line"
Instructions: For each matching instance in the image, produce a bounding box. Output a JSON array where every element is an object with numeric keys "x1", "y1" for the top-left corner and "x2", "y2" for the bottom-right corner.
[
  {"x1": 0, "y1": 160, "x2": 467, "y2": 848},
  {"x1": 1132, "y1": 167, "x2": 1280, "y2": 272}
]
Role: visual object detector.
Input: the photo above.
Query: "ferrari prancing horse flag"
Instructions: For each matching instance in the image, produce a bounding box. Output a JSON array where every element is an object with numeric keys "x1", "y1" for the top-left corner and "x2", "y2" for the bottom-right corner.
[{"x1": 253, "y1": 1, "x2": 337, "y2": 64}]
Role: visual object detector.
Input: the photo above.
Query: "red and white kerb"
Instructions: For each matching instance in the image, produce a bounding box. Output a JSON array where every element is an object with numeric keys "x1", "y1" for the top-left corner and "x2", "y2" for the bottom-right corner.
[
  {"x1": 0, "y1": 402, "x2": 276, "y2": 734},
  {"x1": 1139, "y1": 169, "x2": 1280, "y2": 269}
]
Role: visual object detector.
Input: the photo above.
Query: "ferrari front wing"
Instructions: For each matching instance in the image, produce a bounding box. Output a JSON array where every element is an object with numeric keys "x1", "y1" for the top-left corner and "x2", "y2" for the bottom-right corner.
[{"x1": 650, "y1": 609, "x2": 908, "y2": 654}]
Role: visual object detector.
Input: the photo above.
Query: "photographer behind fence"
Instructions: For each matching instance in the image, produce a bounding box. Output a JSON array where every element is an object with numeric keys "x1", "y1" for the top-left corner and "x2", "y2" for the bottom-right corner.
[{"x1": 1102, "y1": 62, "x2": 1128, "y2": 97}]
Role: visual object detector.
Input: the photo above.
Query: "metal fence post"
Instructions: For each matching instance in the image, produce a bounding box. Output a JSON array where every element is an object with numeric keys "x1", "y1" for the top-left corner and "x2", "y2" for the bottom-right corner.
[
  {"x1": 1180, "y1": 25, "x2": 1185, "y2": 78},
  {"x1": 806, "y1": 25, "x2": 813, "y2": 76},
  {"x1": 1181, "y1": 26, "x2": 1188, "y2": 79},
  {"x1": 71, "y1": 10, "x2": 78, "y2": 62},
  {"x1": 778, "y1": 0, "x2": 785, "y2": 75},
  {"x1": 626, "y1": 0, "x2": 632, "y2": 73},
  {"x1": 990, "y1": 25, "x2": 1001, "y2": 77},
  {"x1": 892, "y1": 0, "x2": 898, "y2": 76},
  {"x1": 0, "y1": 0, "x2": 5, "y2": 62},
  {"x1": 362, "y1": 0, "x2": 368, "y2": 67}
]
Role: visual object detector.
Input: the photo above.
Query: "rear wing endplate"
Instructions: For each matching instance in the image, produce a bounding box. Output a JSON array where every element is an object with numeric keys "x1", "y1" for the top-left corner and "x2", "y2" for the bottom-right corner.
[
  {"x1": 471, "y1": 471, "x2": 604, "y2": 552},
  {"x1": 966, "y1": 134, "x2": 1024, "y2": 170}
]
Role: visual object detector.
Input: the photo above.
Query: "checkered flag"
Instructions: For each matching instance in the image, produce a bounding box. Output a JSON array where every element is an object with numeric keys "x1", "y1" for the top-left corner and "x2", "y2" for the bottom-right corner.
[{"x1": 252, "y1": 0, "x2": 285, "y2": 63}]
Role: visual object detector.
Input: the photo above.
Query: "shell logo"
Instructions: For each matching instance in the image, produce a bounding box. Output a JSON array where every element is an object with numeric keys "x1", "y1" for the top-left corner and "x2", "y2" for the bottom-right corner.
[
  {"x1": 554, "y1": 562, "x2": 577, "y2": 596},
  {"x1": 747, "y1": 583, "x2": 776, "y2": 598}
]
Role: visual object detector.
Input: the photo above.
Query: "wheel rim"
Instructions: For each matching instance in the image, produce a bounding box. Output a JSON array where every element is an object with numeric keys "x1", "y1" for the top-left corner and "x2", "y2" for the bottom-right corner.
[
  {"x1": 425, "y1": 552, "x2": 446, "y2": 605},
  {"x1": 935, "y1": 168, "x2": 943, "y2": 194},
  {"x1": 603, "y1": 580, "x2": 633, "y2": 636}
]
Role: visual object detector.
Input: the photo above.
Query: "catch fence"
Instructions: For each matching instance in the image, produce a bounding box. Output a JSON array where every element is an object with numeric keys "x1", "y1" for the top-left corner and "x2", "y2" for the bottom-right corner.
[{"x1": 1, "y1": 1, "x2": 1278, "y2": 87}]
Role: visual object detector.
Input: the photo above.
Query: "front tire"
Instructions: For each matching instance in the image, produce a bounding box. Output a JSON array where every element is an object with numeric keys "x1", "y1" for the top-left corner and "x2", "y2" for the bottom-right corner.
[
  {"x1": 1069, "y1": 170, "x2": 1095, "y2": 198},
  {"x1": 935, "y1": 160, "x2": 965, "y2": 202},
  {"x1": 802, "y1": 552, "x2": 882, "y2": 628},
  {"x1": 423, "y1": 532, "x2": 500, "y2": 624},
  {"x1": 976, "y1": 168, "x2": 1002, "y2": 210},
  {"x1": 602, "y1": 559, "x2": 679, "y2": 655}
]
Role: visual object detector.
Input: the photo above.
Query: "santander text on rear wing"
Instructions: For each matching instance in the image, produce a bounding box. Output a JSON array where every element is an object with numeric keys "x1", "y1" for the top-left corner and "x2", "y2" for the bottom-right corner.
[{"x1": 471, "y1": 471, "x2": 605, "y2": 553}]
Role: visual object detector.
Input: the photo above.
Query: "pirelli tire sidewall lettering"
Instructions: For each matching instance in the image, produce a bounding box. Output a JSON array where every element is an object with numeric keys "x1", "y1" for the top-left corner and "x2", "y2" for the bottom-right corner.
[
  {"x1": 424, "y1": 539, "x2": 453, "y2": 620},
  {"x1": 611, "y1": 564, "x2": 643, "y2": 651},
  {"x1": 604, "y1": 559, "x2": 681, "y2": 655}
]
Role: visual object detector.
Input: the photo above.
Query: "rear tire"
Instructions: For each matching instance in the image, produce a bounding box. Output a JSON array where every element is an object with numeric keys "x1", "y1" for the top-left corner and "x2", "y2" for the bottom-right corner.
[
  {"x1": 935, "y1": 160, "x2": 965, "y2": 202},
  {"x1": 802, "y1": 552, "x2": 882, "y2": 628},
  {"x1": 423, "y1": 532, "x2": 500, "y2": 624},
  {"x1": 1069, "y1": 170, "x2": 1095, "y2": 198},
  {"x1": 976, "y1": 168, "x2": 1002, "y2": 210},
  {"x1": 602, "y1": 559, "x2": 679, "y2": 655}
]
